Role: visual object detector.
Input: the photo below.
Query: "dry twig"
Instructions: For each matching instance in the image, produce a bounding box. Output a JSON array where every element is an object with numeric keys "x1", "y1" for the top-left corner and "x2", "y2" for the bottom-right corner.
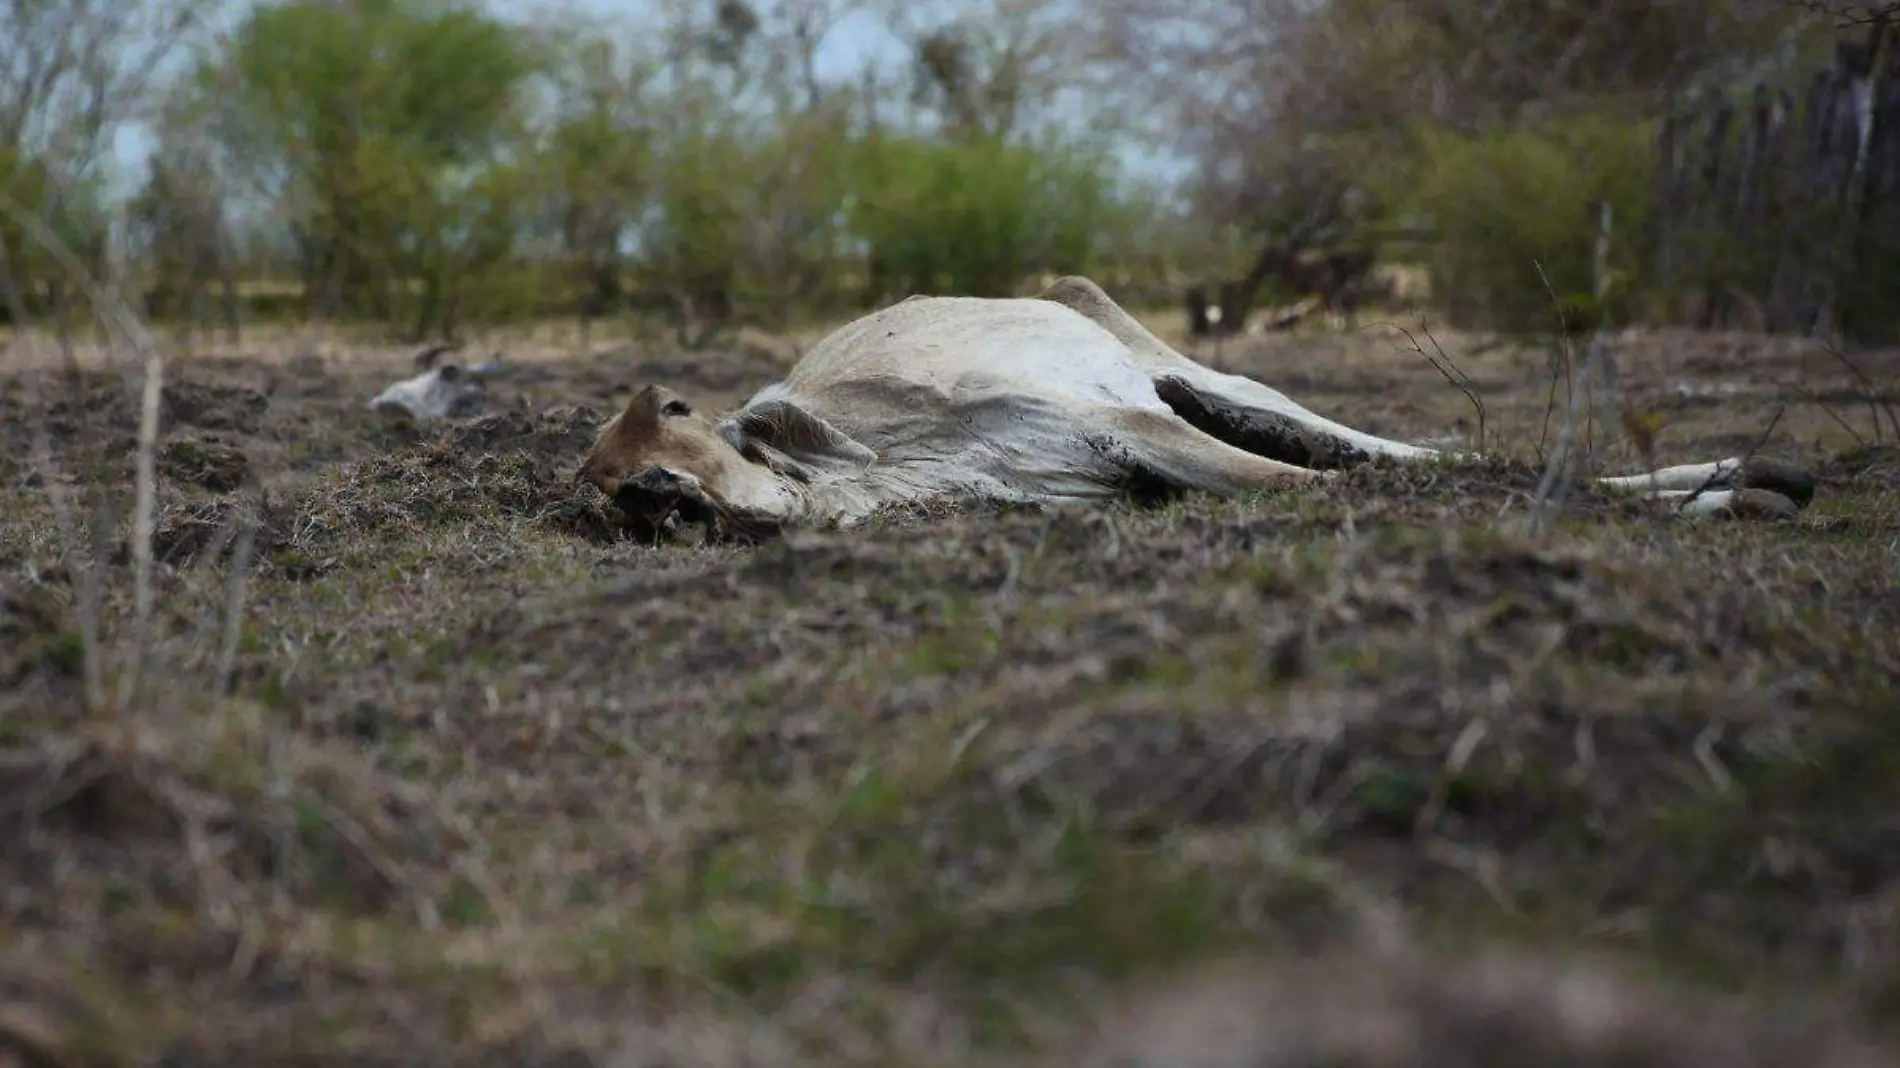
[
  {"x1": 1679, "y1": 405, "x2": 1787, "y2": 514},
  {"x1": 0, "y1": 188, "x2": 169, "y2": 709},
  {"x1": 0, "y1": 232, "x2": 106, "y2": 710},
  {"x1": 1820, "y1": 340, "x2": 1899, "y2": 444},
  {"x1": 1376, "y1": 320, "x2": 1487, "y2": 451}
]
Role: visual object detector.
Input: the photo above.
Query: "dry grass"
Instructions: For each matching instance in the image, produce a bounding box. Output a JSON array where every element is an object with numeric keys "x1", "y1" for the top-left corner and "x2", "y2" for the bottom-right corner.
[{"x1": 2, "y1": 317, "x2": 1899, "y2": 1066}]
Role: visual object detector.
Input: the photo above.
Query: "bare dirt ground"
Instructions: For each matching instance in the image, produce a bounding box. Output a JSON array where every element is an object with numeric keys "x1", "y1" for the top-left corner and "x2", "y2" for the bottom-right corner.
[{"x1": 3, "y1": 315, "x2": 1900, "y2": 1066}]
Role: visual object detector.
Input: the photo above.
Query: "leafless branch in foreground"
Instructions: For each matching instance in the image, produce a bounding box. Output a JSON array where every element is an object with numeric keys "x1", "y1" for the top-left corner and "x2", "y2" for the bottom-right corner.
[{"x1": 0, "y1": 188, "x2": 170, "y2": 710}]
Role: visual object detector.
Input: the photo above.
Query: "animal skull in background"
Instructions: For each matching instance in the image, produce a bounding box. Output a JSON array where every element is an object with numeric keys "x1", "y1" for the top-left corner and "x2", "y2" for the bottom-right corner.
[{"x1": 367, "y1": 356, "x2": 505, "y2": 424}]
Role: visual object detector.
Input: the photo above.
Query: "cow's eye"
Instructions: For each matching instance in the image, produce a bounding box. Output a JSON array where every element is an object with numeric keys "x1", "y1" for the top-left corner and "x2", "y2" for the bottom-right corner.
[{"x1": 661, "y1": 398, "x2": 691, "y2": 417}]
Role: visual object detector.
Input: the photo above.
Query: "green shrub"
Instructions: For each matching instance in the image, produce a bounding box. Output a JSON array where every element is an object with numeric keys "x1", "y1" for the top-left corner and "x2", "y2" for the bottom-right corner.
[
  {"x1": 1379, "y1": 113, "x2": 1657, "y2": 332},
  {"x1": 740, "y1": 110, "x2": 861, "y2": 322},
  {"x1": 1829, "y1": 193, "x2": 1900, "y2": 344},
  {"x1": 846, "y1": 131, "x2": 1125, "y2": 301},
  {"x1": 204, "y1": 0, "x2": 544, "y2": 336},
  {"x1": 636, "y1": 111, "x2": 867, "y2": 326},
  {"x1": 639, "y1": 126, "x2": 753, "y2": 309},
  {"x1": 0, "y1": 150, "x2": 110, "y2": 324}
]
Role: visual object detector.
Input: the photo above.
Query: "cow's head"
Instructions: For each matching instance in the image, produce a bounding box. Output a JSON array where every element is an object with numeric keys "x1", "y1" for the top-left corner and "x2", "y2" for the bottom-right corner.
[{"x1": 580, "y1": 385, "x2": 875, "y2": 541}]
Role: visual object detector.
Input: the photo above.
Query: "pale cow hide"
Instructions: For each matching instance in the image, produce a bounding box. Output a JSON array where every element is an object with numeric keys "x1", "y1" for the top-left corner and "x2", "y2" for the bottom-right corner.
[
  {"x1": 367, "y1": 361, "x2": 498, "y2": 424},
  {"x1": 577, "y1": 276, "x2": 1818, "y2": 540}
]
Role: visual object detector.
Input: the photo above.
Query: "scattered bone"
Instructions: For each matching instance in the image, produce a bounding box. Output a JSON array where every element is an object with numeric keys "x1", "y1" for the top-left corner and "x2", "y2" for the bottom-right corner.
[
  {"x1": 1672, "y1": 381, "x2": 1752, "y2": 400},
  {"x1": 1251, "y1": 295, "x2": 1323, "y2": 333}
]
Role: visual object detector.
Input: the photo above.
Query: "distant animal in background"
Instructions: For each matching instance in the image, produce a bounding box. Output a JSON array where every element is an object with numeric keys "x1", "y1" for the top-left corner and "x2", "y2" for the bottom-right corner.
[{"x1": 367, "y1": 344, "x2": 507, "y2": 424}]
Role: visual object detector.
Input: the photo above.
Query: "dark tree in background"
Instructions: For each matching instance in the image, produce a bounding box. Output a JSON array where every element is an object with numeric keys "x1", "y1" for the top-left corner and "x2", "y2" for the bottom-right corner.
[{"x1": 1088, "y1": 0, "x2": 1835, "y2": 333}]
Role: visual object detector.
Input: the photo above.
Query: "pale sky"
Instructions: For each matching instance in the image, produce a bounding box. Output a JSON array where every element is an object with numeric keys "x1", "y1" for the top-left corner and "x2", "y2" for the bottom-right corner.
[{"x1": 482, "y1": 0, "x2": 922, "y2": 98}]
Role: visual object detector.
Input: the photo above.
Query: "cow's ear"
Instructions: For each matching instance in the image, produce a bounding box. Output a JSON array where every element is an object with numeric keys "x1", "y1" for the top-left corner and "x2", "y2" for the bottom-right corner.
[{"x1": 720, "y1": 399, "x2": 875, "y2": 478}]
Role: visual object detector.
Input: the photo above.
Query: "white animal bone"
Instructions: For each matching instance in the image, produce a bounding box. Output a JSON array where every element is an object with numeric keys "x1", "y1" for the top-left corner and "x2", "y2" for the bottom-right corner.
[{"x1": 578, "y1": 276, "x2": 1817, "y2": 533}]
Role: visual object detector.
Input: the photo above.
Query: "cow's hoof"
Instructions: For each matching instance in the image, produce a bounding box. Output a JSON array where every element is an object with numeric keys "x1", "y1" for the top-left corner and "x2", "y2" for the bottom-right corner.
[
  {"x1": 1726, "y1": 487, "x2": 1802, "y2": 521},
  {"x1": 1734, "y1": 456, "x2": 1816, "y2": 510}
]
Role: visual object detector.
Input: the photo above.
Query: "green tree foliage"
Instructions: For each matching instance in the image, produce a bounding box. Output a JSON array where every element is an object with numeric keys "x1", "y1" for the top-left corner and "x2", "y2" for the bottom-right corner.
[
  {"x1": 127, "y1": 144, "x2": 229, "y2": 329},
  {"x1": 200, "y1": 0, "x2": 544, "y2": 335},
  {"x1": 731, "y1": 106, "x2": 862, "y2": 321},
  {"x1": 628, "y1": 111, "x2": 1126, "y2": 325},
  {"x1": 1380, "y1": 114, "x2": 1656, "y2": 331},
  {"x1": 10, "y1": 0, "x2": 1868, "y2": 337},
  {"x1": 0, "y1": 148, "x2": 108, "y2": 324},
  {"x1": 47, "y1": 0, "x2": 1153, "y2": 336},
  {"x1": 0, "y1": 0, "x2": 201, "y2": 322},
  {"x1": 1099, "y1": 0, "x2": 1834, "y2": 329},
  {"x1": 537, "y1": 33, "x2": 655, "y2": 318},
  {"x1": 850, "y1": 131, "x2": 1120, "y2": 300},
  {"x1": 638, "y1": 122, "x2": 756, "y2": 324}
]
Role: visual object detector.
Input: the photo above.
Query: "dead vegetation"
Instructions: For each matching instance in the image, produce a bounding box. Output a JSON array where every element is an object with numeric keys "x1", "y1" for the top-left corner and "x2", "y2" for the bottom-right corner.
[{"x1": 1, "y1": 323, "x2": 1898, "y2": 1065}]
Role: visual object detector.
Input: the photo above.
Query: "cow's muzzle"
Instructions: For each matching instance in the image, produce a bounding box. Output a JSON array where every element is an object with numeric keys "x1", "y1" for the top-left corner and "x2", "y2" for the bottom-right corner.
[
  {"x1": 613, "y1": 467, "x2": 786, "y2": 545},
  {"x1": 614, "y1": 466, "x2": 715, "y2": 530}
]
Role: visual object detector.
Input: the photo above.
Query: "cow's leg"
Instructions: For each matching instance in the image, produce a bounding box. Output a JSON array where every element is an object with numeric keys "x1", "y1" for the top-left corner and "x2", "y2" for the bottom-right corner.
[
  {"x1": 1040, "y1": 275, "x2": 1818, "y2": 518},
  {"x1": 1628, "y1": 487, "x2": 1803, "y2": 520},
  {"x1": 1594, "y1": 456, "x2": 1816, "y2": 511},
  {"x1": 1091, "y1": 407, "x2": 1325, "y2": 498},
  {"x1": 1038, "y1": 274, "x2": 1440, "y2": 468},
  {"x1": 1148, "y1": 373, "x2": 1437, "y2": 470}
]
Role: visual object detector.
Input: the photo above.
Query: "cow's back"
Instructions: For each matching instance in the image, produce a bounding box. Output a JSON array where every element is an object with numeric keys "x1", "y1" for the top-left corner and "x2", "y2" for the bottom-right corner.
[
  {"x1": 779, "y1": 295, "x2": 1168, "y2": 415},
  {"x1": 732, "y1": 295, "x2": 1172, "y2": 513}
]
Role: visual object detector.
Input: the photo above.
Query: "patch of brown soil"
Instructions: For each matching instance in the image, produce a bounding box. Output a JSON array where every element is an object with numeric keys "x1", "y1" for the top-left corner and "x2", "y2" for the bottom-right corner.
[
  {"x1": 0, "y1": 581, "x2": 79, "y2": 700},
  {"x1": 160, "y1": 435, "x2": 252, "y2": 492},
  {"x1": 150, "y1": 496, "x2": 291, "y2": 568},
  {"x1": 248, "y1": 404, "x2": 637, "y2": 574},
  {"x1": 2, "y1": 328, "x2": 1897, "y2": 1066},
  {"x1": 3, "y1": 719, "x2": 459, "y2": 915},
  {"x1": 0, "y1": 711, "x2": 471, "y2": 1066},
  {"x1": 1823, "y1": 444, "x2": 1900, "y2": 491}
]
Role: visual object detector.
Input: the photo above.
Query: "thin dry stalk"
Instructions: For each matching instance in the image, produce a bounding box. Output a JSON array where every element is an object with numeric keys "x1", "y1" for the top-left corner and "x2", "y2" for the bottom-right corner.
[
  {"x1": 0, "y1": 189, "x2": 170, "y2": 710},
  {"x1": 1419, "y1": 325, "x2": 1485, "y2": 451},
  {"x1": 1531, "y1": 329, "x2": 1610, "y2": 526},
  {"x1": 0, "y1": 235, "x2": 105, "y2": 711},
  {"x1": 1531, "y1": 240, "x2": 1624, "y2": 526},
  {"x1": 1820, "y1": 340, "x2": 1899, "y2": 443},
  {"x1": 1379, "y1": 321, "x2": 1486, "y2": 451},
  {"x1": 1792, "y1": 383, "x2": 1870, "y2": 449},
  {"x1": 1586, "y1": 200, "x2": 1615, "y2": 460},
  {"x1": 214, "y1": 498, "x2": 262, "y2": 697},
  {"x1": 80, "y1": 495, "x2": 119, "y2": 699},
  {"x1": 1679, "y1": 405, "x2": 1787, "y2": 514},
  {"x1": 127, "y1": 372, "x2": 165, "y2": 707},
  {"x1": 1531, "y1": 260, "x2": 1577, "y2": 463}
]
